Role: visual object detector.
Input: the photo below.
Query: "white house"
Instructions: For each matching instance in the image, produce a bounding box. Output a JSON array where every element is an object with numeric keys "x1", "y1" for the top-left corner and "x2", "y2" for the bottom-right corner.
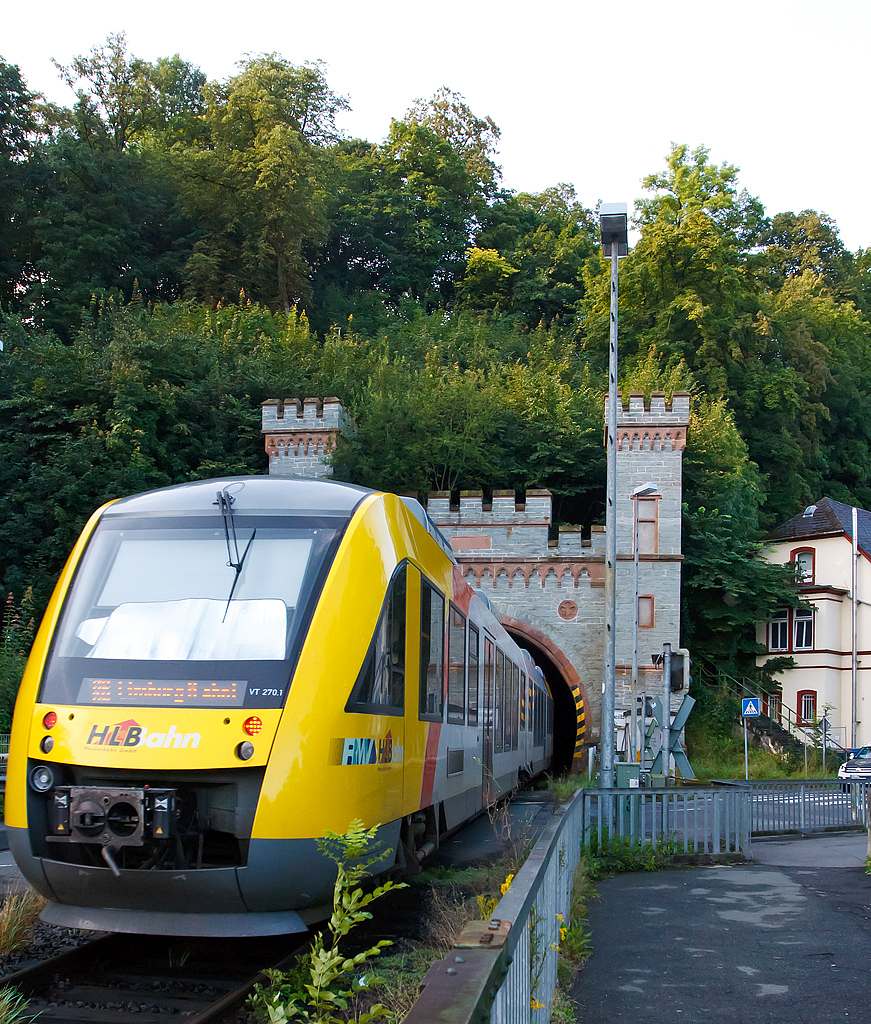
[{"x1": 757, "y1": 497, "x2": 871, "y2": 750}]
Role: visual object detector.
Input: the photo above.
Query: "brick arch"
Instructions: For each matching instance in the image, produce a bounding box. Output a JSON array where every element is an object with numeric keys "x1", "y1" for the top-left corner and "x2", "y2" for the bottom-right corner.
[{"x1": 500, "y1": 615, "x2": 590, "y2": 774}]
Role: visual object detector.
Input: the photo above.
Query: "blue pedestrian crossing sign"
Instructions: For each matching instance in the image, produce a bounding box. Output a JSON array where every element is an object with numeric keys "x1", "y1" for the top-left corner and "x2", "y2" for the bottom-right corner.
[{"x1": 742, "y1": 698, "x2": 761, "y2": 717}]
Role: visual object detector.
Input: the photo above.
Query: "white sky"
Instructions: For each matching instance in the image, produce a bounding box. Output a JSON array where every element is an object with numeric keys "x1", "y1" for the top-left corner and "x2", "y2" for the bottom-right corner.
[{"x1": 4, "y1": 0, "x2": 870, "y2": 252}]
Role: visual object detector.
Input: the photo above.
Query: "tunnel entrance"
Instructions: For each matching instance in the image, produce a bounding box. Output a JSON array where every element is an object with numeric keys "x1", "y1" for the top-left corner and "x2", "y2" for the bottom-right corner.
[{"x1": 501, "y1": 617, "x2": 589, "y2": 777}]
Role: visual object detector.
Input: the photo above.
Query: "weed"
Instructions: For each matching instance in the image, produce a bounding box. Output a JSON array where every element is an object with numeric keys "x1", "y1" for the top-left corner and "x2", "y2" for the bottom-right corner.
[
  {"x1": 167, "y1": 941, "x2": 193, "y2": 968},
  {"x1": 249, "y1": 820, "x2": 406, "y2": 1024},
  {"x1": 0, "y1": 987, "x2": 38, "y2": 1024},
  {"x1": 550, "y1": 986, "x2": 578, "y2": 1024},
  {"x1": 546, "y1": 774, "x2": 596, "y2": 803},
  {"x1": 0, "y1": 888, "x2": 47, "y2": 953}
]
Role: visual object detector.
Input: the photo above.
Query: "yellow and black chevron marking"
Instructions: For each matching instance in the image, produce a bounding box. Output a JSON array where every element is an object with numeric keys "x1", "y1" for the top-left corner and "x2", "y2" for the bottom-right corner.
[{"x1": 571, "y1": 683, "x2": 586, "y2": 767}]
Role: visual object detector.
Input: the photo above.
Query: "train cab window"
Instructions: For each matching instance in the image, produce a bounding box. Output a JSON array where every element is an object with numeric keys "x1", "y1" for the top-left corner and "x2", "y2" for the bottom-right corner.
[
  {"x1": 40, "y1": 516, "x2": 343, "y2": 709},
  {"x1": 346, "y1": 564, "x2": 406, "y2": 715},
  {"x1": 419, "y1": 582, "x2": 445, "y2": 721},
  {"x1": 447, "y1": 605, "x2": 466, "y2": 725}
]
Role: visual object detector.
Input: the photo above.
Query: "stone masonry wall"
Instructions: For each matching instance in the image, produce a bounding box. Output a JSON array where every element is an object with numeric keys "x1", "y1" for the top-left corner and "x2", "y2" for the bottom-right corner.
[{"x1": 261, "y1": 397, "x2": 350, "y2": 478}]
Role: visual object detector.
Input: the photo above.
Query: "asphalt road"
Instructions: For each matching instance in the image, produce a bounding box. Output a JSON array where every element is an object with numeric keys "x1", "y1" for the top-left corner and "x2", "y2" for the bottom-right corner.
[{"x1": 571, "y1": 832, "x2": 871, "y2": 1023}]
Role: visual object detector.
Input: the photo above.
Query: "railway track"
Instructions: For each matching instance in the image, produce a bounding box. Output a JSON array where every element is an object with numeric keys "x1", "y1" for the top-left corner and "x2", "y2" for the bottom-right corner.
[{"x1": 1, "y1": 930, "x2": 306, "y2": 1023}]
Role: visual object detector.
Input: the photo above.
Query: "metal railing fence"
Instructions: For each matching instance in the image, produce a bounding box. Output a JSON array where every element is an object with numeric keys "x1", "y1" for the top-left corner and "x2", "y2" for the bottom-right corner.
[
  {"x1": 403, "y1": 792, "x2": 584, "y2": 1024},
  {"x1": 402, "y1": 785, "x2": 751, "y2": 1023},
  {"x1": 582, "y1": 787, "x2": 751, "y2": 856},
  {"x1": 716, "y1": 778, "x2": 870, "y2": 834}
]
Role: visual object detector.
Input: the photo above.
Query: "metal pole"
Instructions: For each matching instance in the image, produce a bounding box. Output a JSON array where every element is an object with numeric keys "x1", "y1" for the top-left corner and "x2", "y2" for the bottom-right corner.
[
  {"x1": 631, "y1": 500, "x2": 640, "y2": 766},
  {"x1": 744, "y1": 717, "x2": 749, "y2": 781},
  {"x1": 601, "y1": 243, "x2": 619, "y2": 789},
  {"x1": 661, "y1": 642, "x2": 671, "y2": 779},
  {"x1": 853, "y1": 506, "x2": 858, "y2": 750}
]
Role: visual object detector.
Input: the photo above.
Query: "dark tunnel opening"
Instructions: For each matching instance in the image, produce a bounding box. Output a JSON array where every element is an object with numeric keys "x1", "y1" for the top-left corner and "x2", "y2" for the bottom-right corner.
[{"x1": 506, "y1": 631, "x2": 579, "y2": 777}]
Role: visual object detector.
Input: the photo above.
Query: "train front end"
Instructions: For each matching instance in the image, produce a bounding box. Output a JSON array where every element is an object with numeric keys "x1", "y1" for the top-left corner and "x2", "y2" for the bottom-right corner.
[{"x1": 6, "y1": 477, "x2": 374, "y2": 936}]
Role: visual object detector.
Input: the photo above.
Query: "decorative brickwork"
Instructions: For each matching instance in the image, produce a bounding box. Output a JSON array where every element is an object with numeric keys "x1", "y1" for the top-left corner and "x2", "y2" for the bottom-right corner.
[{"x1": 261, "y1": 398, "x2": 350, "y2": 478}]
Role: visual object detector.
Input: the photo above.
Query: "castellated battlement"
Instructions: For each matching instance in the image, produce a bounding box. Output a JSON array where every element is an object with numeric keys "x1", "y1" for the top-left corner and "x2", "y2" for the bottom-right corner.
[
  {"x1": 262, "y1": 397, "x2": 349, "y2": 478},
  {"x1": 261, "y1": 397, "x2": 349, "y2": 430},
  {"x1": 426, "y1": 489, "x2": 552, "y2": 524},
  {"x1": 604, "y1": 390, "x2": 691, "y2": 453}
]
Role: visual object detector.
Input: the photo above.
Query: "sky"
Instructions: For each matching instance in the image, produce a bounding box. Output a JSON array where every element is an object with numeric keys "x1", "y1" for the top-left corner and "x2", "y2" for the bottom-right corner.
[{"x1": 4, "y1": 0, "x2": 870, "y2": 252}]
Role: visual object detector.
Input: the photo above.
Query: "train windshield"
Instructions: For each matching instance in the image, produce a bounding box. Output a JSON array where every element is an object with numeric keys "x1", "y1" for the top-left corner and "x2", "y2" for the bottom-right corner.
[{"x1": 41, "y1": 515, "x2": 343, "y2": 708}]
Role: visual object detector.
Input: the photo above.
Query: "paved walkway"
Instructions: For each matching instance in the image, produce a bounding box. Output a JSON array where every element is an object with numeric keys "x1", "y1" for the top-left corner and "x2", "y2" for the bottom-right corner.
[{"x1": 571, "y1": 832, "x2": 871, "y2": 1023}]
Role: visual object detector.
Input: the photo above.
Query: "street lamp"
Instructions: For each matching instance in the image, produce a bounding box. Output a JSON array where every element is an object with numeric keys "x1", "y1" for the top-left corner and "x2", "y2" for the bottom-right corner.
[
  {"x1": 599, "y1": 203, "x2": 629, "y2": 788},
  {"x1": 631, "y1": 483, "x2": 658, "y2": 766}
]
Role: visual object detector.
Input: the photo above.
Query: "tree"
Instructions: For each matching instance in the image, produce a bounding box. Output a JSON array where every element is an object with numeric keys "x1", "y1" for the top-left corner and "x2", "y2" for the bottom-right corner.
[
  {"x1": 51, "y1": 32, "x2": 150, "y2": 152},
  {"x1": 761, "y1": 209, "x2": 851, "y2": 291},
  {"x1": 0, "y1": 299, "x2": 328, "y2": 611},
  {"x1": 331, "y1": 358, "x2": 500, "y2": 493},
  {"x1": 0, "y1": 58, "x2": 38, "y2": 307},
  {"x1": 21, "y1": 134, "x2": 194, "y2": 335},
  {"x1": 173, "y1": 56, "x2": 346, "y2": 312},
  {"x1": 405, "y1": 86, "x2": 501, "y2": 190},
  {"x1": 308, "y1": 122, "x2": 479, "y2": 325}
]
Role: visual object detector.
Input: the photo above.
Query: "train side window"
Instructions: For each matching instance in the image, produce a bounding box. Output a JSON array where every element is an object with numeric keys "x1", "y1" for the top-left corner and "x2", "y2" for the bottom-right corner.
[
  {"x1": 494, "y1": 650, "x2": 505, "y2": 753},
  {"x1": 505, "y1": 656, "x2": 514, "y2": 752},
  {"x1": 447, "y1": 605, "x2": 466, "y2": 725},
  {"x1": 345, "y1": 563, "x2": 406, "y2": 715},
  {"x1": 467, "y1": 626, "x2": 479, "y2": 727},
  {"x1": 512, "y1": 663, "x2": 520, "y2": 750},
  {"x1": 420, "y1": 582, "x2": 445, "y2": 722}
]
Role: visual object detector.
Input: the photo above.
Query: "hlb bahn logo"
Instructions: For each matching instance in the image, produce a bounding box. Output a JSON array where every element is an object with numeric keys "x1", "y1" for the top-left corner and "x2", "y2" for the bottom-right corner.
[{"x1": 87, "y1": 719, "x2": 201, "y2": 749}]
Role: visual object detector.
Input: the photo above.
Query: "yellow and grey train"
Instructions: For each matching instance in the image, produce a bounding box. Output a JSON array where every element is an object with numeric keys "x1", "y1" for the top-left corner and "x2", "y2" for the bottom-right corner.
[{"x1": 7, "y1": 477, "x2": 553, "y2": 936}]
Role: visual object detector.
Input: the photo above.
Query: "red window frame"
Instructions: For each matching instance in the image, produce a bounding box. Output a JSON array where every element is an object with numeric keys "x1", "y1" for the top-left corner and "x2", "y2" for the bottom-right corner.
[{"x1": 796, "y1": 689, "x2": 817, "y2": 725}]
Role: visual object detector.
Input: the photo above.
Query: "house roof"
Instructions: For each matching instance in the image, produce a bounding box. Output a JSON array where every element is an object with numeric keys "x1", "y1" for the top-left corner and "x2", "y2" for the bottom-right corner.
[{"x1": 766, "y1": 496, "x2": 871, "y2": 552}]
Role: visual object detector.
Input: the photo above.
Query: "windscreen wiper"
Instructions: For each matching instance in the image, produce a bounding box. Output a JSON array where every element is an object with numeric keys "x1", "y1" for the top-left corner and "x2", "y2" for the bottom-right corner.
[{"x1": 215, "y1": 489, "x2": 256, "y2": 621}]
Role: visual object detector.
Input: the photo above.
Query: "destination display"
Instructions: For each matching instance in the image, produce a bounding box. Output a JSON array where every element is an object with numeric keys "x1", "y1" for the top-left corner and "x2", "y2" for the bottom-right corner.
[{"x1": 77, "y1": 677, "x2": 246, "y2": 707}]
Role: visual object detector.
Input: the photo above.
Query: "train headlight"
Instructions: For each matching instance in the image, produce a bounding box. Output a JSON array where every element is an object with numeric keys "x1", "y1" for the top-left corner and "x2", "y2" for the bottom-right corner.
[
  {"x1": 40, "y1": 736, "x2": 54, "y2": 754},
  {"x1": 236, "y1": 741, "x2": 255, "y2": 761},
  {"x1": 30, "y1": 765, "x2": 56, "y2": 792}
]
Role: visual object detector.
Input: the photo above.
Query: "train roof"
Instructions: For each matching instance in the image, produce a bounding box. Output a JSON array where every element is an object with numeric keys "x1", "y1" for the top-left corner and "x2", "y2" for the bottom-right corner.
[
  {"x1": 101, "y1": 478, "x2": 455, "y2": 556},
  {"x1": 103, "y1": 476, "x2": 375, "y2": 518}
]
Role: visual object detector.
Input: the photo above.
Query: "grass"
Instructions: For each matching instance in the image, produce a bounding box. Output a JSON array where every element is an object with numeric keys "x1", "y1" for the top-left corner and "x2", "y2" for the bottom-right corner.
[
  {"x1": 0, "y1": 888, "x2": 47, "y2": 953},
  {"x1": 686, "y1": 722, "x2": 840, "y2": 782},
  {"x1": 0, "y1": 988, "x2": 37, "y2": 1024}
]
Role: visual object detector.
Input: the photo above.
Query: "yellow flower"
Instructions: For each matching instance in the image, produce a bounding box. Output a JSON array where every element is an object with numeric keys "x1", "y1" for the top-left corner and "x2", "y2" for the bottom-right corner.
[
  {"x1": 500, "y1": 873, "x2": 515, "y2": 895},
  {"x1": 556, "y1": 913, "x2": 564, "y2": 922}
]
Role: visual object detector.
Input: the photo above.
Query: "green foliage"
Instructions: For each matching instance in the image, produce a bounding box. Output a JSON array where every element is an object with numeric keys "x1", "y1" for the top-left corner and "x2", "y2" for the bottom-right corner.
[
  {"x1": 0, "y1": 590, "x2": 36, "y2": 731},
  {"x1": 250, "y1": 820, "x2": 405, "y2": 1024},
  {"x1": 405, "y1": 86, "x2": 501, "y2": 190},
  {"x1": 581, "y1": 831, "x2": 662, "y2": 880},
  {"x1": 0, "y1": 986, "x2": 38, "y2": 1024},
  {"x1": 680, "y1": 505, "x2": 800, "y2": 674}
]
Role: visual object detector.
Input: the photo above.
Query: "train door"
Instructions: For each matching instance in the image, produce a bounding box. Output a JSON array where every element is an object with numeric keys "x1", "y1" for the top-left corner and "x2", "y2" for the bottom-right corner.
[{"x1": 482, "y1": 635, "x2": 495, "y2": 804}]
